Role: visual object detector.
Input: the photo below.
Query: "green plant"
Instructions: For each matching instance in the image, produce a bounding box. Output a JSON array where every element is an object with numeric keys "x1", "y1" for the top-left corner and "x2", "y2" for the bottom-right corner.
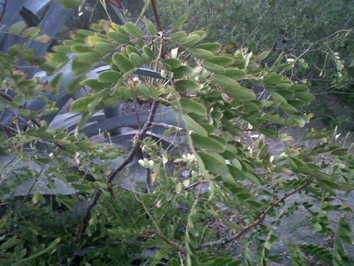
[
  {"x1": 1, "y1": 1, "x2": 354, "y2": 265},
  {"x1": 154, "y1": 0, "x2": 354, "y2": 129}
]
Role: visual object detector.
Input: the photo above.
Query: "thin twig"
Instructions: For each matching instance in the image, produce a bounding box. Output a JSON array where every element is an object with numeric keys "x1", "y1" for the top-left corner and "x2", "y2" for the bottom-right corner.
[
  {"x1": 0, "y1": 0, "x2": 7, "y2": 23},
  {"x1": 18, "y1": 168, "x2": 44, "y2": 210},
  {"x1": 143, "y1": 230, "x2": 185, "y2": 254},
  {"x1": 82, "y1": 99, "x2": 160, "y2": 225},
  {"x1": 197, "y1": 175, "x2": 314, "y2": 249},
  {"x1": 133, "y1": 98, "x2": 142, "y2": 130},
  {"x1": 0, "y1": 91, "x2": 42, "y2": 128},
  {"x1": 150, "y1": 0, "x2": 165, "y2": 60}
]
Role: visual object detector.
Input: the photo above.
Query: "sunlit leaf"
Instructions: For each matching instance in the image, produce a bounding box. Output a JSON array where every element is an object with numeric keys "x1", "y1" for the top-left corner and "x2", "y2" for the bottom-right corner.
[
  {"x1": 174, "y1": 80, "x2": 200, "y2": 93},
  {"x1": 21, "y1": 27, "x2": 41, "y2": 39},
  {"x1": 112, "y1": 53, "x2": 134, "y2": 73},
  {"x1": 191, "y1": 134, "x2": 225, "y2": 152},
  {"x1": 71, "y1": 97, "x2": 95, "y2": 113},
  {"x1": 170, "y1": 31, "x2": 187, "y2": 41},
  {"x1": 180, "y1": 34, "x2": 200, "y2": 47},
  {"x1": 198, "y1": 152, "x2": 229, "y2": 176},
  {"x1": 180, "y1": 98, "x2": 207, "y2": 116},
  {"x1": 183, "y1": 114, "x2": 208, "y2": 137},
  {"x1": 173, "y1": 13, "x2": 188, "y2": 30},
  {"x1": 9, "y1": 21, "x2": 26, "y2": 35},
  {"x1": 124, "y1": 22, "x2": 145, "y2": 39}
]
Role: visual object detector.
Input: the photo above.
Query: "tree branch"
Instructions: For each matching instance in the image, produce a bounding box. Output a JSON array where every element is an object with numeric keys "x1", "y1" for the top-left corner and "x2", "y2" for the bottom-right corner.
[
  {"x1": 82, "y1": 99, "x2": 160, "y2": 225},
  {"x1": 0, "y1": 0, "x2": 7, "y2": 23},
  {"x1": 143, "y1": 230, "x2": 185, "y2": 254},
  {"x1": 150, "y1": 0, "x2": 165, "y2": 60},
  {"x1": 197, "y1": 175, "x2": 314, "y2": 249}
]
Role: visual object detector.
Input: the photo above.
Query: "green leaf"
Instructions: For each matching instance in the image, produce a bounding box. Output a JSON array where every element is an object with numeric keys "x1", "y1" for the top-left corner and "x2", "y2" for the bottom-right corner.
[
  {"x1": 183, "y1": 114, "x2": 208, "y2": 137},
  {"x1": 258, "y1": 51, "x2": 269, "y2": 60},
  {"x1": 54, "y1": 0, "x2": 80, "y2": 9},
  {"x1": 7, "y1": 44, "x2": 22, "y2": 56},
  {"x1": 77, "y1": 112, "x2": 89, "y2": 130},
  {"x1": 173, "y1": 13, "x2": 188, "y2": 30},
  {"x1": 52, "y1": 45, "x2": 72, "y2": 53},
  {"x1": 190, "y1": 48, "x2": 214, "y2": 59},
  {"x1": 66, "y1": 75, "x2": 86, "y2": 94},
  {"x1": 126, "y1": 45, "x2": 140, "y2": 56},
  {"x1": 180, "y1": 34, "x2": 200, "y2": 47},
  {"x1": 9, "y1": 21, "x2": 26, "y2": 35},
  {"x1": 258, "y1": 128, "x2": 277, "y2": 138},
  {"x1": 18, "y1": 49, "x2": 35, "y2": 61},
  {"x1": 97, "y1": 70, "x2": 122, "y2": 83},
  {"x1": 163, "y1": 58, "x2": 181, "y2": 69},
  {"x1": 13, "y1": 93, "x2": 25, "y2": 103},
  {"x1": 93, "y1": 42, "x2": 116, "y2": 54},
  {"x1": 125, "y1": 22, "x2": 145, "y2": 39},
  {"x1": 18, "y1": 109, "x2": 31, "y2": 117},
  {"x1": 191, "y1": 134, "x2": 225, "y2": 152},
  {"x1": 32, "y1": 191, "x2": 42, "y2": 204},
  {"x1": 49, "y1": 73, "x2": 63, "y2": 92},
  {"x1": 224, "y1": 69, "x2": 247, "y2": 80},
  {"x1": 21, "y1": 27, "x2": 41, "y2": 39},
  {"x1": 203, "y1": 61, "x2": 225, "y2": 74},
  {"x1": 264, "y1": 74, "x2": 284, "y2": 85},
  {"x1": 146, "y1": 21, "x2": 157, "y2": 35},
  {"x1": 206, "y1": 56, "x2": 234, "y2": 66},
  {"x1": 174, "y1": 80, "x2": 200, "y2": 92},
  {"x1": 315, "y1": 222, "x2": 322, "y2": 232},
  {"x1": 198, "y1": 152, "x2": 229, "y2": 176},
  {"x1": 337, "y1": 227, "x2": 352, "y2": 245},
  {"x1": 143, "y1": 46, "x2": 155, "y2": 59},
  {"x1": 71, "y1": 97, "x2": 95, "y2": 113},
  {"x1": 137, "y1": 83, "x2": 152, "y2": 99},
  {"x1": 46, "y1": 53, "x2": 70, "y2": 65},
  {"x1": 112, "y1": 53, "x2": 134, "y2": 73},
  {"x1": 18, "y1": 237, "x2": 61, "y2": 263},
  {"x1": 213, "y1": 74, "x2": 240, "y2": 89},
  {"x1": 107, "y1": 31, "x2": 130, "y2": 44},
  {"x1": 339, "y1": 218, "x2": 352, "y2": 232},
  {"x1": 28, "y1": 56, "x2": 46, "y2": 66},
  {"x1": 72, "y1": 184, "x2": 94, "y2": 192},
  {"x1": 71, "y1": 60, "x2": 92, "y2": 75},
  {"x1": 76, "y1": 52, "x2": 101, "y2": 64},
  {"x1": 173, "y1": 65, "x2": 194, "y2": 79},
  {"x1": 129, "y1": 53, "x2": 144, "y2": 68},
  {"x1": 0, "y1": 236, "x2": 20, "y2": 250},
  {"x1": 65, "y1": 175, "x2": 81, "y2": 182},
  {"x1": 180, "y1": 98, "x2": 207, "y2": 116},
  {"x1": 295, "y1": 92, "x2": 315, "y2": 101},
  {"x1": 229, "y1": 165, "x2": 247, "y2": 180},
  {"x1": 34, "y1": 34, "x2": 52, "y2": 44},
  {"x1": 170, "y1": 31, "x2": 187, "y2": 41},
  {"x1": 223, "y1": 86, "x2": 256, "y2": 101},
  {"x1": 195, "y1": 43, "x2": 222, "y2": 53},
  {"x1": 191, "y1": 30, "x2": 206, "y2": 41}
]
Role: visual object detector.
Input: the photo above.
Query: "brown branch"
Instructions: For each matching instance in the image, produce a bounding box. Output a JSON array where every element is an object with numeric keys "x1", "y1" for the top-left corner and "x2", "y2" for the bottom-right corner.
[
  {"x1": 0, "y1": 91, "x2": 42, "y2": 128},
  {"x1": 197, "y1": 175, "x2": 314, "y2": 249},
  {"x1": 18, "y1": 168, "x2": 44, "y2": 210},
  {"x1": 143, "y1": 230, "x2": 185, "y2": 254},
  {"x1": 0, "y1": 0, "x2": 7, "y2": 23},
  {"x1": 150, "y1": 0, "x2": 165, "y2": 60},
  {"x1": 82, "y1": 99, "x2": 160, "y2": 225},
  {"x1": 133, "y1": 98, "x2": 142, "y2": 130}
]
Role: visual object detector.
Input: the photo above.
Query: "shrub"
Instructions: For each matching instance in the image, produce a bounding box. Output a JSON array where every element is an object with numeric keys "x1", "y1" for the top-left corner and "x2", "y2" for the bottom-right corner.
[{"x1": 0, "y1": 1, "x2": 353, "y2": 265}]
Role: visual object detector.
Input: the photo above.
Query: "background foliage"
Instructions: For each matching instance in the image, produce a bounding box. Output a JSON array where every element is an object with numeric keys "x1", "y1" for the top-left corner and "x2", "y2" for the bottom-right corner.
[
  {"x1": 155, "y1": 0, "x2": 354, "y2": 130},
  {"x1": 0, "y1": 0, "x2": 353, "y2": 265}
]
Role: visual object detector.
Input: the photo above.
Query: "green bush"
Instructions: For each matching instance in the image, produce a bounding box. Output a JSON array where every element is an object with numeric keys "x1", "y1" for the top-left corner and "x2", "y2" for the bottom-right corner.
[{"x1": 0, "y1": 2, "x2": 354, "y2": 265}]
